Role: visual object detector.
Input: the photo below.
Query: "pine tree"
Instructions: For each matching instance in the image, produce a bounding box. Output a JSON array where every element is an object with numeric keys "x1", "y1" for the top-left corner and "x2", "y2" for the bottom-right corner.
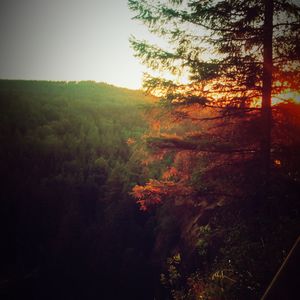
[
  {"x1": 129, "y1": 0, "x2": 300, "y2": 189},
  {"x1": 128, "y1": 2, "x2": 300, "y2": 298}
]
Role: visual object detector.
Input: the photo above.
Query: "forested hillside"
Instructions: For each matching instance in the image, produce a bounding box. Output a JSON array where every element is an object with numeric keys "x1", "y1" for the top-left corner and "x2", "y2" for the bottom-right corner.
[
  {"x1": 1, "y1": 80, "x2": 299, "y2": 300},
  {"x1": 0, "y1": 80, "x2": 158, "y2": 300}
]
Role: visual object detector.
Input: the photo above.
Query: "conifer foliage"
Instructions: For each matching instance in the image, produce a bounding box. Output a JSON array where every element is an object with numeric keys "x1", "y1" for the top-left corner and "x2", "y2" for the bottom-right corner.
[
  {"x1": 129, "y1": 0, "x2": 299, "y2": 105},
  {"x1": 129, "y1": 1, "x2": 300, "y2": 298},
  {"x1": 129, "y1": 0, "x2": 300, "y2": 206}
]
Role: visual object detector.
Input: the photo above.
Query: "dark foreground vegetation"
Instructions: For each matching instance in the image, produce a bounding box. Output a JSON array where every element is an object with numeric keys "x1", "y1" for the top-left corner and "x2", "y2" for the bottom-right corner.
[{"x1": 1, "y1": 80, "x2": 299, "y2": 300}]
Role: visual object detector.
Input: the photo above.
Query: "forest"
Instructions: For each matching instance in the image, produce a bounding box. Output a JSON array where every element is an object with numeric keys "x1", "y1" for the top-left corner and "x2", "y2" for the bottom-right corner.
[
  {"x1": 1, "y1": 79, "x2": 299, "y2": 299},
  {"x1": 1, "y1": 0, "x2": 300, "y2": 300},
  {"x1": 0, "y1": 80, "x2": 158, "y2": 299}
]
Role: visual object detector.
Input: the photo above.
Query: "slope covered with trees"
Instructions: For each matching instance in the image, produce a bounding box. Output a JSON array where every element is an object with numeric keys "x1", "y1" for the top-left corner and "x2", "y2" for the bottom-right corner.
[
  {"x1": 1, "y1": 1, "x2": 300, "y2": 294},
  {"x1": 0, "y1": 80, "x2": 159, "y2": 300}
]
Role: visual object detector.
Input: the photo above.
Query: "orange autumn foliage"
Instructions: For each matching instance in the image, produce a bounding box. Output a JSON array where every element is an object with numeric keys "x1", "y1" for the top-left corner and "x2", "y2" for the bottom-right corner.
[{"x1": 132, "y1": 178, "x2": 194, "y2": 211}]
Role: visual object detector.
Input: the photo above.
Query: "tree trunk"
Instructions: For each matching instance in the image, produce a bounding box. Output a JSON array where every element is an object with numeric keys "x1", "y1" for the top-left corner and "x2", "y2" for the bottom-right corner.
[{"x1": 261, "y1": 0, "x2": 273, "y2": 184}]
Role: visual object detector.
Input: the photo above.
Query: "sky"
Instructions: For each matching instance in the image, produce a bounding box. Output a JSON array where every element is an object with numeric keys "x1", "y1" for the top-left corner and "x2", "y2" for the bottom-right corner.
[{"x1": 0, "y1": 0, "x2": 156, "y2": 89}]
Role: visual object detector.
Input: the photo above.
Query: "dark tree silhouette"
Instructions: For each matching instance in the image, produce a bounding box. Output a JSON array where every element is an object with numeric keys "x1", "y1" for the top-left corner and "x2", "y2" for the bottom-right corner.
[
  {"x1": 129, "y1": 3, "x2": 300, "y2": 297},
  {"x1": 129, "y1": 0, "x2": 300, "y2": 184}
]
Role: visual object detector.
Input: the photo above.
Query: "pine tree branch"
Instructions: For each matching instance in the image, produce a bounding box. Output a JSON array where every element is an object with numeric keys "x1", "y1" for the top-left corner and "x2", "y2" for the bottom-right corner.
[{"x1": 147, "y1": 137, "x2": 257, "y2": 153}]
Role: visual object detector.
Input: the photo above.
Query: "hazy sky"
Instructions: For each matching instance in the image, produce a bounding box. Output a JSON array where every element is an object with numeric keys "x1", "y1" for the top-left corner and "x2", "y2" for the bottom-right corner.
[{"x1": 0, "y1": 0, "x2": 155, "y2": 89}]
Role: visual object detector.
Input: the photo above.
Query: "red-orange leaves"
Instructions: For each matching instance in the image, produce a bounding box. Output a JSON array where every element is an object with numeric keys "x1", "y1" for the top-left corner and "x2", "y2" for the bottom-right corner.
[
  {"x1": 132, "y1": 180, "x2": 163, "y2": 211},
  {"x1": 162, "y1": 167, "x2": 179, "y2": 180},
  {"x1": 132, "y1": 179, "x2": 193, "y2": 211}
]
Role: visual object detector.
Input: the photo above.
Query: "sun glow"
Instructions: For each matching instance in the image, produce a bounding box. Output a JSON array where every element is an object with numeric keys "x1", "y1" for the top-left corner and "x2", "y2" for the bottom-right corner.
[
  {"x1": 272, "y1": 90, "x2": 300, "y2": 105},
  {"x1": 147, "y1": 74, "x2": 300, "y2": 108}
]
